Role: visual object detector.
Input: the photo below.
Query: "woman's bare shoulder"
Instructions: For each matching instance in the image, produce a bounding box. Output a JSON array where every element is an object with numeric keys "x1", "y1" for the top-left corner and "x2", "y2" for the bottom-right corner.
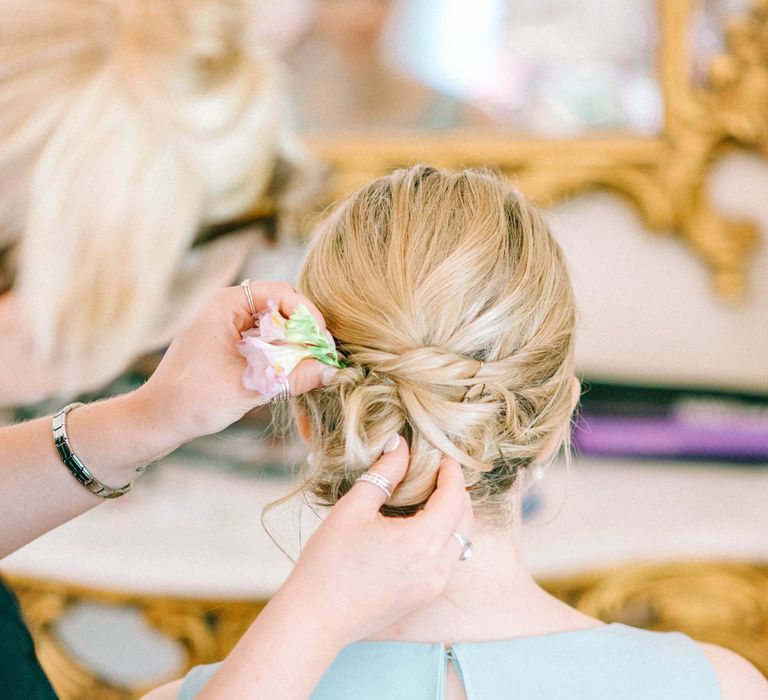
[
  {"x1": 697, "y1": 642, "x2": 768, "y2": 700},
  {"x1": 140, "y1": 679, "x2": 184, "y2": 700}
]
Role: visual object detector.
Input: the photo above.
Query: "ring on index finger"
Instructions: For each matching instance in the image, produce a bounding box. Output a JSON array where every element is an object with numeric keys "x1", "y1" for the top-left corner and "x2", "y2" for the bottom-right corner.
[
  {"x1": 355, "y1": 471, "x2": 393, "y2": 500},
  {"x1": 240, "y1": 279, "x2": 257, "y2": 317}
]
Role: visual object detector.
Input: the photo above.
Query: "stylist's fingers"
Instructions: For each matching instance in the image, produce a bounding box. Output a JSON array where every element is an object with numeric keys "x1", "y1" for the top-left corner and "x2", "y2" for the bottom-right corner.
[
  {"x1": 288, "y1": 358, "x2": 338, "y2": 397},
  {"x1": 250, "y1": 358, "x2": 337, "y2": 408},
  {"x1": 340, "y1": 434, "x2": 408, "y2": 516},
  {"x1": 418, "y1": 457, "x2": 471, "y2": 532},
  {"x1": 275, "y1": 288, "x2": 325, "y2": 330},
  {"x1": 235, "y1": 281, "x2": 326, "y2": 330}
]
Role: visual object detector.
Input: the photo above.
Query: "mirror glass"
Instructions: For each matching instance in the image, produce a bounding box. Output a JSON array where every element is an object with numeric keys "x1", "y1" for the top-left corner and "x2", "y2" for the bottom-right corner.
[{"x1": 254, "y1": 0, "x2": 662, "y2": 136}]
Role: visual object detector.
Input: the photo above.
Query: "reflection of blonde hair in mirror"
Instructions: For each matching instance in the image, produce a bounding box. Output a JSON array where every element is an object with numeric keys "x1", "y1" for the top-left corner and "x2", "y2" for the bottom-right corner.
[
  {"x1": 295, "y1": 166, "x2": 577, "y2": 518},
  {"x1": 0, "y1": 0, "x2": 283, "y2": 387}
]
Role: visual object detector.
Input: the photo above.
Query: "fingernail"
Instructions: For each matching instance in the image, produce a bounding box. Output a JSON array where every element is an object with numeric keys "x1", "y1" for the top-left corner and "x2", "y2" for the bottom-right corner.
[
  {"x1": 383, "y1": 433, "x2": 401, "y2": 453},
  {"x1": 322, "y1": 367, "x2": 339, "y2": 386}
]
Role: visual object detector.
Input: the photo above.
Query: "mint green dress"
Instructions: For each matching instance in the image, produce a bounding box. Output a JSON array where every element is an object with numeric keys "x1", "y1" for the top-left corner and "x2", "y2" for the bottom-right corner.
[{"x1": 177, "y1": 623, "x2": 721, "y2": 699}]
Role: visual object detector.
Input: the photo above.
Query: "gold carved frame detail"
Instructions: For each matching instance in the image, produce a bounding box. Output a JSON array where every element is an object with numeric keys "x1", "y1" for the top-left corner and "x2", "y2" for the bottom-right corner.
[{"x1": 306, "y1": 0, "x2": 768, "y2": 300}]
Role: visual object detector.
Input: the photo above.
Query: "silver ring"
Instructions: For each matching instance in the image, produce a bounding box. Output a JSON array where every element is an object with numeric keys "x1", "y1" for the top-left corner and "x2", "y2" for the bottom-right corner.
[
  {"x1": 269, "y1": 381, "x2": 291, "y2": 404},
  {"x1": 240, "y1": 278, "x2": 257, "y2": 317},
  {"x1": 355, "y1": 471, "x2": 393, "y2": 500},
  {"x1": 451, "y1": 530, "x2": 473, "y2": 561}
]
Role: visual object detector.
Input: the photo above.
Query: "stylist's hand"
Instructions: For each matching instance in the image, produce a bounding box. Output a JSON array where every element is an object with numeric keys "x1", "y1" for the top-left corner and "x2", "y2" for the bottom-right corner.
[
  {"x1": 173, "y1": 440, "x2": 472, "y2": 700},
  {"x1": 138, "y1": 281, "x2": 334, "y2": 443},
  {"x1": 277, "y1": 438, "x2": 473, "y2": 645}
]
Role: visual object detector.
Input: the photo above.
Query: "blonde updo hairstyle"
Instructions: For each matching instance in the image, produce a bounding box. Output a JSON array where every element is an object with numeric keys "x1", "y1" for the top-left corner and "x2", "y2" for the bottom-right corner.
[
  {"x1": 296, "y1": 166, "x2": 577, "y2": 517},
  {"x1": 0, "y1": 0, "x2": 284, "y2": 387}
]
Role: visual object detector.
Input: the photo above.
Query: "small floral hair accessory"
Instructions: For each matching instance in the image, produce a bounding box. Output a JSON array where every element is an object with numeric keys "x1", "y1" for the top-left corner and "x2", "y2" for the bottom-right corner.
[{"x1": 237, "y1": 300, "x2": 344, "y2": 398}]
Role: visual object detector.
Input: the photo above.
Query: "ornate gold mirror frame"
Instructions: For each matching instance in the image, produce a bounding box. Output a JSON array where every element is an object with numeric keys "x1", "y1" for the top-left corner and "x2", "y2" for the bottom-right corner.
[{"x1": 305, "y1": 0, "x2": 768, "y2": 300}]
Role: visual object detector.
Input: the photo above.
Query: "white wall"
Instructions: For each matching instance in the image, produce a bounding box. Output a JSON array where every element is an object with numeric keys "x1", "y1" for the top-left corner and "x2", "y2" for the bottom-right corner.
[{"x1": 548, "y1": 152, "x2": 768, "y2": 391}]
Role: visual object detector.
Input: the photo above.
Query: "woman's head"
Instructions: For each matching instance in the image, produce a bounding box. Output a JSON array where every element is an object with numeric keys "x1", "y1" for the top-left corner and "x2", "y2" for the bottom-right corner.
[
  {"x1": 0, "y1": 0, "x2": 285, "y2": 388},
  {"x1": 297, "y1": 165, "x2": 577, "y2": 518}
]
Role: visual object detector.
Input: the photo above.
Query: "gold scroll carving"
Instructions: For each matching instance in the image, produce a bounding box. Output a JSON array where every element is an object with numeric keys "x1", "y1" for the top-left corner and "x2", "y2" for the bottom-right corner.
[{"x1": 305, "y1": 0, "x2": 768, "y2": 300}]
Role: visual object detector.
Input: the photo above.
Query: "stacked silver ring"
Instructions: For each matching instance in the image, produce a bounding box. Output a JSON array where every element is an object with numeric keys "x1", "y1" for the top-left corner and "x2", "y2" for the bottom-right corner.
[
  {"x1": 452, "y1": 530, "x2": 473, "y2": 561},
  {"x1": 240, "y1": 278, "x2": 257, "y2": 317},
  {"x1": 270, "y1": 381, "x2": 291, "y2": 404},
  {"x1": 355, "y1": 471, "x2": 393, "y2": 500}
]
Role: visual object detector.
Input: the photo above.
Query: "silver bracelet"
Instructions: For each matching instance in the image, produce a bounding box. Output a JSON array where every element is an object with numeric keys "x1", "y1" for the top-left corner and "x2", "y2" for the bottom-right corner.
[{"x1": 52, "y1": 403, "x2": 133, "y2": 499}]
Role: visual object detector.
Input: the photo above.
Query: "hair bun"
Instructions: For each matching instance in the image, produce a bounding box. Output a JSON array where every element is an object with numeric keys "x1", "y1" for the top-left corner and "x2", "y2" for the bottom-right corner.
[
  {"x1": 350, "y1": 345, "x2": 482, "y2": 392},
  {"x1": 297, "y1": 166, "x2": 577, "y2": 517}
]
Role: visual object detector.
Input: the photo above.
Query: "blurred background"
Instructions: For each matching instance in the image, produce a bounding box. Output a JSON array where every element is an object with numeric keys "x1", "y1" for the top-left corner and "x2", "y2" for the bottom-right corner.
[{"x1": 1, "y1": 0, "x2": 767, "y2": 696}]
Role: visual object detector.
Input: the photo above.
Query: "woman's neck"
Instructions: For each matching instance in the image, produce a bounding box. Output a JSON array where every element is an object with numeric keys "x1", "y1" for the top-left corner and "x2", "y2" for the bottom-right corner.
[{"x1": 367, "y1": 495, "x2": 601, "y2": 644}]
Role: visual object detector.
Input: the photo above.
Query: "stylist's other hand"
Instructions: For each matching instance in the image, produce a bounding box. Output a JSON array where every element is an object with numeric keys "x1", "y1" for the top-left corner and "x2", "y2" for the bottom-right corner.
[
  {"x1": 138, "y1": 282, "x2": 334, "y2": 443},
  {"x1": 278, "y1": 438, "x2": 473, "y2": 645}
]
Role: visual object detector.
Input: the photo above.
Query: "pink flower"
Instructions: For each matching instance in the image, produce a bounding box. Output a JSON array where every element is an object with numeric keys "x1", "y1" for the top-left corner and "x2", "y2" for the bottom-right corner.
[
  {"x1": 257, "y1": 300, "x2": 287, "y2": 342},
  {"x1": 237, "y1": 299, "x2": 343, "y2": 397},
  {"x1": 237, "y1": 330, "x2": 308, "y2": 398},
  {"x1": 237, "y1": 331, "x2": 281, "y2": 396}
]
